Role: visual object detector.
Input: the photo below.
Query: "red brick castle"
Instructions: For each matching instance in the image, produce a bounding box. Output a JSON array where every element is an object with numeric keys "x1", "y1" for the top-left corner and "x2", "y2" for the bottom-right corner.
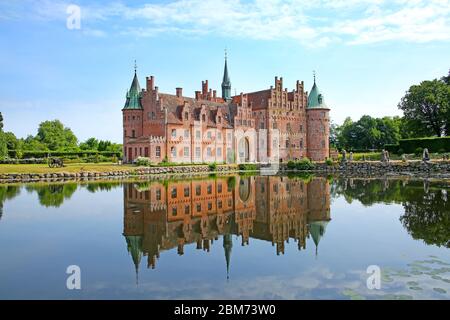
[{"x1": 122, "y1": 55, "x2": 330, "y2": 164}]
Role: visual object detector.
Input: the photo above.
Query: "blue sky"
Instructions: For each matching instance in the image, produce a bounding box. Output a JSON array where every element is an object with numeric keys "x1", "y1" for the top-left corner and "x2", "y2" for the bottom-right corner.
[{"x1": 0, "y1": 0, "x2": 449, "y2": 143}]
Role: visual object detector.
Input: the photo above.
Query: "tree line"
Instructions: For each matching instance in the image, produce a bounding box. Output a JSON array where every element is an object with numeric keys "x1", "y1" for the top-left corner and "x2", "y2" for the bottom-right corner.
[
  {"x1": 332, "y1": 70, "x2": 450, "y2": 151},
  {"x1": 0, "y1": 117, "x2": 121, "y2": 159}
]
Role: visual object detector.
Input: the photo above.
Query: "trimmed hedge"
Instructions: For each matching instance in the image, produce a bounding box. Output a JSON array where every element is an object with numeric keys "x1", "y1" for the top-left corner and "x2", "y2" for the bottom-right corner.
[
  {"x1": 7, "y1": 150, "x2": 122, "y2": 159},
  {"x1": 386, "y1": 137, "x2": 450, "y2": 154}
]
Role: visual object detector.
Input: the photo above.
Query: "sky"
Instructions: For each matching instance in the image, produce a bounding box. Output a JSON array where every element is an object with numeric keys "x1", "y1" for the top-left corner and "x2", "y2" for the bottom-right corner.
[{"x1": 0, "y1": 0, "x2": 449, "y2": 143}]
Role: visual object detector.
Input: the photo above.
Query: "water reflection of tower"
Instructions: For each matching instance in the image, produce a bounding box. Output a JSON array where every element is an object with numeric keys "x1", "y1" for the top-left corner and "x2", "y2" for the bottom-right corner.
[
  {"x1": 122, "y1": 176, "x2": 332, "y2": 280},
  {"x1": 307, "y1": 178, "x2": 331, "y2": 256},
  {"x1": 252, "y1": 176, "x2": 310, "y2": 254}
]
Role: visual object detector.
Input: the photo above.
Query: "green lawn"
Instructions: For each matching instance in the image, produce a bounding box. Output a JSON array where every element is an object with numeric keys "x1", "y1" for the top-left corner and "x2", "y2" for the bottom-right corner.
[{"x1": 0, "y1": 163, "x2": 135, "y2": 174}]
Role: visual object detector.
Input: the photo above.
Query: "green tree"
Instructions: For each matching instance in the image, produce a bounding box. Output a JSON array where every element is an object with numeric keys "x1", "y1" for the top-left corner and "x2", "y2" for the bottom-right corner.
[
  {"x1": 79, "y1": 137, "x2": 99, "y2": 150},
  {"x1": 398, "y1": 79, "x2": 450, "y2": 137},
  {"x1": 441, "y1": 69, "x2": 450, "y2": 85},
  {"x1": 22, "y1": 135, "x2": 48, "y2": 151},
  {"x1": 0, "y1": 112, "x2": 7, "y2": 159},
  {"x1": 36, "y1": 120, "x2": 78, "y2": 150}
]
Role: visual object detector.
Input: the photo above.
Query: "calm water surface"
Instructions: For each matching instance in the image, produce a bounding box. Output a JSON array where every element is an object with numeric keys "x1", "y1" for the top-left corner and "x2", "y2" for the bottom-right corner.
[{"x1": 0, "y1": 175, "x2": 449, "y2": 299}]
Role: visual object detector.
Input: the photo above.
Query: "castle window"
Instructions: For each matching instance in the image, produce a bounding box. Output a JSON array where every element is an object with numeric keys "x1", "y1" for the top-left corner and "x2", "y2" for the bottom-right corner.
[
  {"x1": 207, "y1": 131, "x2": 212, "y2": 139},
  {"x1": 217, "y1": 147, "x2": 222, "y2": 157},
  {"x1": 322, "y1": 140, "x2": 325, "y2": 148},
  {"x1": 300, "y1": 139, "x2": 303, "y2": 149},
  {"x1": 139, "y1": 147, "x2": 142, "y2": 156},
  {"x1": 202, "y1": 114, "x2": 206, "y2": 122},
  {"x1": 124, "y1": 130, "x2": 127, "y2": 137},
  {"x1": 171, "y1": 187, "x2": 177, "y2": 199},
  {"x1": 208, "y1": 202, "x2": 212, "y2": 210},
  {"x1": 184, "y1": 147, "x2": 189, "y2": 157},
  {"x1": 218, "y1": 116, "x2": 221, "y2": 123},
  {"x1": 132, "y1": 116, "x2": 135, "y2": 120},
  {"x1": 243, "y1": 120, "x2": 247, "y2": 126},
  {"x1": 218, "y1": 183, "x2": 222, "y2": 193},
  {"x1": 286, "y1": 139, "x2": 290, "y2": 148},
  {"x1": 171, "y1": 129, "x2": 176, "y2": 138},
  {"x1": 260, "y1": 122, "x2": 264, "y2": 129},
  {"x1": 196, "y1": 185, "x2": 201, "y2": 196},
  {"x1": 196, "y1": 130, "x2": 200, "y2": 139},
  {"x1": 184, "y1": 129, "x2": 189, "y2": 138},
  {"x1": 185, "y1": 112, "x2": 189, "y2": 120},
  {"x1": 300, "y1": 125, "x2": 303, "y2": 132},
  {"x1": 207, "y1": 184, "x2": 212, "y2": 194},
  {"x1": 207, "y1": 147, "x2": 212, "y2": 157},
  {"x1": 227, "y1": 133, "x2": 231, "y2": 140},
  {"x1": 273, "y1": 122, "x2": 277, "y2": 129},
  {"x1": 156, "y1": 189, "x2": 161, "y2": 200},
  {"x1": 184, "y1": 205, "x2": 190, "y2": 215},
  {"x1": 195, "y1": 147, "x2": 201, "y2": 158},
  {"x1": 287, "y1": 123, "x2": 291, "y2": 131},
  {"x1": 156, "y1": 146, "x2": 161, "y2": 157},
  {"x1": 172, "y1": 207, "x2": 177, "y2": 216},
  {"x1": 184, "y1": 187, "x2": 190, "y2": 197},
  {"x1": 132, "y1": 130, "x2": 135, "y2": 138},
  {"x1": 144, "y1": 147, "x2": 149, "y2": 157},
  {"x1": 217, "y1": 132, "x2": 221, "y2": 140},
  {"x1": 196, "y1": 204, "x2": 201, "y2": 212},
  {"x1": 171, "y1": 147, "x2": 176, "y2": 157},
  {"x1": 218, "y1": 200, "x2": 222, "y2": 209}
]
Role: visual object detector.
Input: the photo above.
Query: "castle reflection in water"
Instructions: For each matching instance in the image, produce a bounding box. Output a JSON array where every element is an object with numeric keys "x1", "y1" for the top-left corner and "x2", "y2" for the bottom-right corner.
[{"x1": 123, "y1": 175, "x2": 331, "y2": 278}]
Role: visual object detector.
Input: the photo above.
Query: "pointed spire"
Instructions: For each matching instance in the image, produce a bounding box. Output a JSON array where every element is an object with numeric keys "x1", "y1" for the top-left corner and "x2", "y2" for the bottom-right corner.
[
  {"x1": 223, "y1": 233, "x2": 233, "y2": 280},
  {"x1": 123, "y1": 62, "x2": 143, "y2": 110},
  {"x1": 313, "y1": 70, "x2": 316, "y2": 84},
  {"x1": 221, "y1": 49, "x2": 231, "y2": 101}
]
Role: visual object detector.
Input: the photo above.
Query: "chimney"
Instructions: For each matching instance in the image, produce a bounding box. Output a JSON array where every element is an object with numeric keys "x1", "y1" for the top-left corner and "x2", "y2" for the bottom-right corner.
[
  {"x1": 202, "y1": 80, "x2": 208, "y2": 95},
  {"x1": 176, "y1": 87, "x2": 183, "y2": 98},
  {"x1": 146, "y1": 76, "x2": 155, "y2": 91}
]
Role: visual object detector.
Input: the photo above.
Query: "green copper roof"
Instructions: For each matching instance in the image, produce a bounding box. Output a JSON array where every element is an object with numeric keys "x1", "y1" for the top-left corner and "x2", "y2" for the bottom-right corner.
[
  {"x1": 307, "y1": 81, "x2": 328, "y2": 109},
  {"x1": 123, "y1": 72, "x2": 143, "y2": 110},
  {"x1": 309, "y1": 221, "x2": 329, "y2": 255},
  {"x1": 223, "y1": 233, "x2": 233, "y2": 280},
  {"x1": 125, "y1": 235, "x2": 143, "y2": 285},
  {"x1": 222, "y1": 55, "x2": 231, "y2": 101},
  {"x1": 222, "y1": 59, "x2": 231, "y2": 86}
]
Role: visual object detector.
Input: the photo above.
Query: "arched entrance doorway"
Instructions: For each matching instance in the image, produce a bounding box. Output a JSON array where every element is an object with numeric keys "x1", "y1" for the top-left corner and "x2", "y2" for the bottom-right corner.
[{"x1": 238, "y1": 137, "x2": 250, "y2": 163}]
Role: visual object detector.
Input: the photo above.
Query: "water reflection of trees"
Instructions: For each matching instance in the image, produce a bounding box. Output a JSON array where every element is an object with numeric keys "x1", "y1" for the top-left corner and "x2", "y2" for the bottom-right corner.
[
  {"x1": 25, "y1": 184, "x2": 78, "y2": 208},
  {"x1": 0, "y1": 185, "x2": 21, "y2": 220},
  {"x1": 334, "y1": 178, "x2": 450, "y2": 248}
]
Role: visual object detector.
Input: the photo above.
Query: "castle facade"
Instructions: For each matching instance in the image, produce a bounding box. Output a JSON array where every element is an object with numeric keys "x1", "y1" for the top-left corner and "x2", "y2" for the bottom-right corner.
[{"x1": 122, "y1": 56, "x2": 330, "y2": 164}]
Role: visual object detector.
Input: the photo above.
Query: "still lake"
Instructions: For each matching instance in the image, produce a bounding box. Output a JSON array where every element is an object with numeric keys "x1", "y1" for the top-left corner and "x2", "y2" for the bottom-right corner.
[{"x1": 0, "y1": 174, "x2": 449, "y2": 300}]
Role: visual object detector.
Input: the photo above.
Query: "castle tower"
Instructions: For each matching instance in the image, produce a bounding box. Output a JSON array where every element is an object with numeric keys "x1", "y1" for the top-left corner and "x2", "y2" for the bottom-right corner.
[
  {"x1": 122, "y1": 62, "x2": 144, "y2": 162},
  {"x1": 221, "y1": 51, "x2": 231, "y2": 101},
  {"x1": 306, "y1": 73, "x2": 330, "y2": 161}
]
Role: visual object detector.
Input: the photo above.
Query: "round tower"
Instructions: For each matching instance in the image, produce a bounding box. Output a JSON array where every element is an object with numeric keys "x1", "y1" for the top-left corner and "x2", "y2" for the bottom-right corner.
[
  {"x1": 122, "y1": 66, "x2": 144, "y2": 163},
  {"x1": 306, "y1": 75, "x2": 330, "y2": 162}
]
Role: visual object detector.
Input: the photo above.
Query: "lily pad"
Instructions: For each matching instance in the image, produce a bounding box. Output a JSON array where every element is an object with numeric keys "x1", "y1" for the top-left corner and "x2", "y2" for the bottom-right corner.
[
  {"x1": 407, "y1": 281, "x2": 419, "y2": 286},
  {"x1": 433, "y1": 288, "x2": 447, "y2": 294},
  {"x1": 409, "y1": 286, "x2": 423, "y2": 291}
]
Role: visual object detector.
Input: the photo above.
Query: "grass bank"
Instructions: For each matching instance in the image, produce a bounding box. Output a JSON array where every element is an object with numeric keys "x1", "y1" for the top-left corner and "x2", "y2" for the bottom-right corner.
[{"x1": 0, "y1": 163, "x2": 134, "y2": 174}]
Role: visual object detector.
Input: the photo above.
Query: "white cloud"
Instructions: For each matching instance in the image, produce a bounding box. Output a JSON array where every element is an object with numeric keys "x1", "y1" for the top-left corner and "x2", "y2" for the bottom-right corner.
[{"x1": 1, "y1": 0, "x2": 450, "y2": 46}]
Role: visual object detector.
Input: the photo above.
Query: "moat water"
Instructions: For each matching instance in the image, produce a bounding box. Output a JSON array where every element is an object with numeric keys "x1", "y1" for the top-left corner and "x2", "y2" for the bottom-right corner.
[{"x1": 0, "y1": 174, "x2": 449, "y2": 300}]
